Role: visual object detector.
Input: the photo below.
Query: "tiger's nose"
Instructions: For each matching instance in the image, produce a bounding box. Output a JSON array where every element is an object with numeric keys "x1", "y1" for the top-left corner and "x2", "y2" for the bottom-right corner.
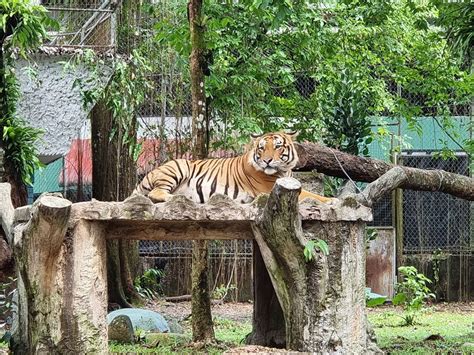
[{"x1": 263, "y1": 158, "x2": 273, "y2": 164}]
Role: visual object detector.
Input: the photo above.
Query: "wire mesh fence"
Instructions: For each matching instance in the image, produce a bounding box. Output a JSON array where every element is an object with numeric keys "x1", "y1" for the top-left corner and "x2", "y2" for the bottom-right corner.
[
  {"x1": 402, "y1": 152, "x2": 471, "y2": 253},
  {"x1": 43, "y1": 0, "x2": 117, "y2": 51}
]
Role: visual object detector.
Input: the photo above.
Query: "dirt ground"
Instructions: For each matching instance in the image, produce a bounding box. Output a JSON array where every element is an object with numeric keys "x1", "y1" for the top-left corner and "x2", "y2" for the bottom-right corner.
[
  {"x1": 148, "y1": 299, "x2": 474, "y2": 322},
  {"x1": 146, "y1": 300, "x2": 254, "y2": 323}
]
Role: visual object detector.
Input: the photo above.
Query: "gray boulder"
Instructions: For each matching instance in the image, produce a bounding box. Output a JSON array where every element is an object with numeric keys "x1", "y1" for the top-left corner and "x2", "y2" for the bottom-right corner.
[
  {"x1": 107, "y1": 308, "x2": 170, "y2": 333},
  {"x1": 108, "y1": 315, "x2": 134, "y2": 344}
]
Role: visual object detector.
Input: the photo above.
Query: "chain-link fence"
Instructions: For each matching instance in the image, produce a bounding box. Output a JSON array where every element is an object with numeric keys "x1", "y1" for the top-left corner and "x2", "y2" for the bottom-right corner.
[
  {"x1": 402, "y1": 152, "x2": 471, "y2": 253},
  {"x1": 43, "y1": 0, "x2": 118, "y2": 51},
  {"x1": 139, "y1": 240, "x2": 253, "y2": 258}
]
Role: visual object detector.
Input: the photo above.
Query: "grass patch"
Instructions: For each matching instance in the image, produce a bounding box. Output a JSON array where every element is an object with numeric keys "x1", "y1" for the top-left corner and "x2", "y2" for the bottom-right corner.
[
  {"x1": 213, "y1": 316, "x2": 251, "y2": 344},
  {"x1": 109, "y1": 316, "x2": 251, "y2": 354},
  {"x1": 369, "y1": 308, "x2": 474, "y2": 354}
]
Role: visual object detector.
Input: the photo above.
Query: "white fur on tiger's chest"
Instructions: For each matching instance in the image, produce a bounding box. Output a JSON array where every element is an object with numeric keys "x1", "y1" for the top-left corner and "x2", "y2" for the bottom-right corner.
[{"x1": 173, "y1": 178, "x2": 253, "y2": 204}]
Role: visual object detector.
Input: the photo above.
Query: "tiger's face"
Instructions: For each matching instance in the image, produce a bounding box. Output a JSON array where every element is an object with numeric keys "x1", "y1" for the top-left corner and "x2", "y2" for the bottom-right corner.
[{"x1": 249, "y1": 132, "x2": 299, "y2": 175}]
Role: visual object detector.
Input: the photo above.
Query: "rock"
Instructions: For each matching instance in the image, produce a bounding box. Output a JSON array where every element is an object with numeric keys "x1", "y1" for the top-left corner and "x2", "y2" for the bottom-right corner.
[
  {"x1": 107, "y1": 308, "x2": 170, "y2": 333},
  {"x1": 108, "y1": 315, "x2": 134, "y2": 344}
]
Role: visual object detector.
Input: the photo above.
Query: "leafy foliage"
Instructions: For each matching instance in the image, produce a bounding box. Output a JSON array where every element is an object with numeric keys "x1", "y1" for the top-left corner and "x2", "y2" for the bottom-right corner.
[
  {"x1": 303, "y1": 239, "x2": 329, "y2": 262},
  {"x1": 154, "y1": 0, "x2": 472, "y2": 156},
  {"x1": 435, "y1": 1, "x2": 474, "y2": 64},
  {"x1": 211, "y1": 283, "x2": 237, "y2": 301},
  {"x1": 393, "y1": 266, "x2": 435, "y2": 325},
  {"x1": 0, "y1": 0, "x2": 58, "y2": 55},
  {"x1": 0, "y1": 277, "x2": 16, "y2": 342},
  {"x1": 0, "y1": 0, "x2": 57, "y2": 184},
  {"x1": 133, "y1": 268, "x2": 164, "y2": 299},
  {"x1": 2, "y1": 117, "x2": 43, "y2": 185},
  {"x1": 65, "y1": 48, "x2": 153, "y2": 160},
  {"x1": 365, "y1": 228, "x2": 378, "y2": 249},
  {"x1": 365, "y1": 287, "x2": 386, "y2": 307}
]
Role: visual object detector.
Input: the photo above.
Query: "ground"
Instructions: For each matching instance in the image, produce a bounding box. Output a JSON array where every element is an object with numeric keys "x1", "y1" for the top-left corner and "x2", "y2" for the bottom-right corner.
[
  {"x1": 1, "y1": 301, "x2": 472, "y2": 354},
  {"x1": 108, "y1": 301, "x2": 474, "y2": 354}
]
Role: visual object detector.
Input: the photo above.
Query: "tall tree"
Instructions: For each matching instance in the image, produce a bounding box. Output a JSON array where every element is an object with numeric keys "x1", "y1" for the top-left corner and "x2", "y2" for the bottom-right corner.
[
  {"x1": 188, "y1": 0, "x2": 215, "y2": 344},
  {"x1": 83, "y1": 0, "x2": 150, "y2": 308},
  {"x1": 91, "y1": 100, "x2": 141, "y2": 307}
]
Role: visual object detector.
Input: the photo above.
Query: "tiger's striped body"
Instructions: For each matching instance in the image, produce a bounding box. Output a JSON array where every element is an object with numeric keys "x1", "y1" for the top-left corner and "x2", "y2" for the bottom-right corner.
[{"x1": 134, "y1": 132, "x2": 333, "y2": 204}]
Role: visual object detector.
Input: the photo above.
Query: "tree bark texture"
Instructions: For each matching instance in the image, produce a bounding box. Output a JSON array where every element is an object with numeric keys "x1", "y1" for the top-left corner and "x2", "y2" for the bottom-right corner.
[
  {"x1": 189, "y1": 0, "x2": 207, "y2": 160},
  {"x1": 189, "y1": 0, "x2": 214, "y2": 343},
  {"x1": 191, "y1": 239, "x2": 215, "y2": 342},
  {"x1": 252, "y1": 177, "x2": 379, "y2": 353},
  {"x1": 246, "y1": 171, "x2": 326, "y2": 349},
  {"x1": 11, "y1": 194, "x2": 108, "y2": 354},
  {"x1": 91, "y1": 99, "x2": 140, "y2": 308},
  {"x1": 295, "y1": 142, "x2": 474, "y2": 201}
]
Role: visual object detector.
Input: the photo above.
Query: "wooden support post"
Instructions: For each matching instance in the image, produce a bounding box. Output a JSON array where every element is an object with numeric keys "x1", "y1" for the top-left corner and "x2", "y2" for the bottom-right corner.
[
  {"x1": 12, "y1": 194, "x2": 107, "y2": 354},
  {"x1": 252, "y1": 177, "x2": 379, "y2": 353}
]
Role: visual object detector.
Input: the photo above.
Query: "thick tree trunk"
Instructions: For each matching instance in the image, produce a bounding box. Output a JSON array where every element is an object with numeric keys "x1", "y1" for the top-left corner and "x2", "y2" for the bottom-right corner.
[
  {"x1": 189, "y1": 0, "x2": 207, "y2": 160},
  {"x1": 251, "y1": 177, "x2": 379, "y2": 353},
  {"x1": 188, "y1": 0, "x2": 215, "y2": 343},
  {"x1": 91, "y1": 100, "x2": 140, "y2": 308},
  {"x1": 295, "y1": 142, "x2": 474, "y2": 200},
  {"x1": 191, "y1": 239, "x2": 215, "y2": 343}
]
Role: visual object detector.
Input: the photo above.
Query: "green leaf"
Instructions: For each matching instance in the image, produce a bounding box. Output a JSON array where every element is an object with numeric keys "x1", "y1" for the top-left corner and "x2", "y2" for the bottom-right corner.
[{"x1": 392, "y1": 292, "x2": 406, "y2": 305}]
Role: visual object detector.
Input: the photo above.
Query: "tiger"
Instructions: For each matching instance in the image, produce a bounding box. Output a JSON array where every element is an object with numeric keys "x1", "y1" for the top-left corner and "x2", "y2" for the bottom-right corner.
[{"x1": 134, "y1": 131, "x2": 334, "y2": 204}]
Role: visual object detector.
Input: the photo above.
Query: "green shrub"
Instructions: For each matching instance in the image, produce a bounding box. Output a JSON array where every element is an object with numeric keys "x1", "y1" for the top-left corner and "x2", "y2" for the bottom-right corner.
[
  {"x1": 393, "y1": 266, "x2": 435, "y2": 325},
  {"x1": 133, "y1": 268, "x2": 164, "y2": 299}
]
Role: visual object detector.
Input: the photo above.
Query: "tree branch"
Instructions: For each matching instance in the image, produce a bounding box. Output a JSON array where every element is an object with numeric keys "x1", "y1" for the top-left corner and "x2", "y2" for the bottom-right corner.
[{"x1": 295, "y1": 142, "x2": 474, "y2": 201}]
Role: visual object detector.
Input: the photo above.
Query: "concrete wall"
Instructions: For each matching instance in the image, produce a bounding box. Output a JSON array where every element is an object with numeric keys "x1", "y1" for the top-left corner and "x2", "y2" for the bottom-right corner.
[{"x1": 16, "y1": 53, "x2": 110, "y2": 163}]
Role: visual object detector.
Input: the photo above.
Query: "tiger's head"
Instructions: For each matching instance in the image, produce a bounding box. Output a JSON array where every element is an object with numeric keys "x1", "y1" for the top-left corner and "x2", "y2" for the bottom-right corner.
[{"x1": 249, "y1": 131, "x2": 299, "y2": 175}]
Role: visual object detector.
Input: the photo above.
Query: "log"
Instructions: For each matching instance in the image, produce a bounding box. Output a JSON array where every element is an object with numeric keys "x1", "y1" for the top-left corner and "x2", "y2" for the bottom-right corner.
[
  {"x1": 295, "y1": 142, "x2": 474, "y2": 201},
  {"x1": 12, "y1": 194, "x2": 107, "y2": 354},
  {"x1": 252, "y1": 177, "x2": 380, "y2": 353}
]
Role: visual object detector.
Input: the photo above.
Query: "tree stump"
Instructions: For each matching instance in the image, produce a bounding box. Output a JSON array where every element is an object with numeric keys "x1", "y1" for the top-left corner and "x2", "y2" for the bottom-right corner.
[
  {"x1": 12, "y1": 194, "x2": 107, "y2": 354},
  {"x1": 252, "y1": 177, "x2": 379, "y2": 353}
]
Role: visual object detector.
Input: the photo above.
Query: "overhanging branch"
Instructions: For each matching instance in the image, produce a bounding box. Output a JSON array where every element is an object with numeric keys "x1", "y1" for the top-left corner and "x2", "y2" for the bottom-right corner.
[{"x1": 295, "y1": 142, "x2": 474, "y2": 201}]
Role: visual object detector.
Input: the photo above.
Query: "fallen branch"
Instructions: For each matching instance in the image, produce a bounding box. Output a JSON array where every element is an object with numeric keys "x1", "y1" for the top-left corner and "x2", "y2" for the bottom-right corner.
[{"x1": 295, "y1": 142, "x2": 474, "y2": 201}]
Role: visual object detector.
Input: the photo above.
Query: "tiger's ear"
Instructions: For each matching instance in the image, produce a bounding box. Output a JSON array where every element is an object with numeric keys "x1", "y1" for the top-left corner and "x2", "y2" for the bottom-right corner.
[
  {"x1": 250, "y1": 133, "x2": 263, "y2": 141},
  {"x1": 285, "y1": 130, "x2": 299, "y2": 140}
]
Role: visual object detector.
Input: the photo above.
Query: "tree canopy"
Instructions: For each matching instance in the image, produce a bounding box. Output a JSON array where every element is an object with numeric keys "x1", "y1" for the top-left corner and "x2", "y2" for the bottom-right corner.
[{"x1": 154, "y1": 0, "x2": 472, "y2": 156}]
